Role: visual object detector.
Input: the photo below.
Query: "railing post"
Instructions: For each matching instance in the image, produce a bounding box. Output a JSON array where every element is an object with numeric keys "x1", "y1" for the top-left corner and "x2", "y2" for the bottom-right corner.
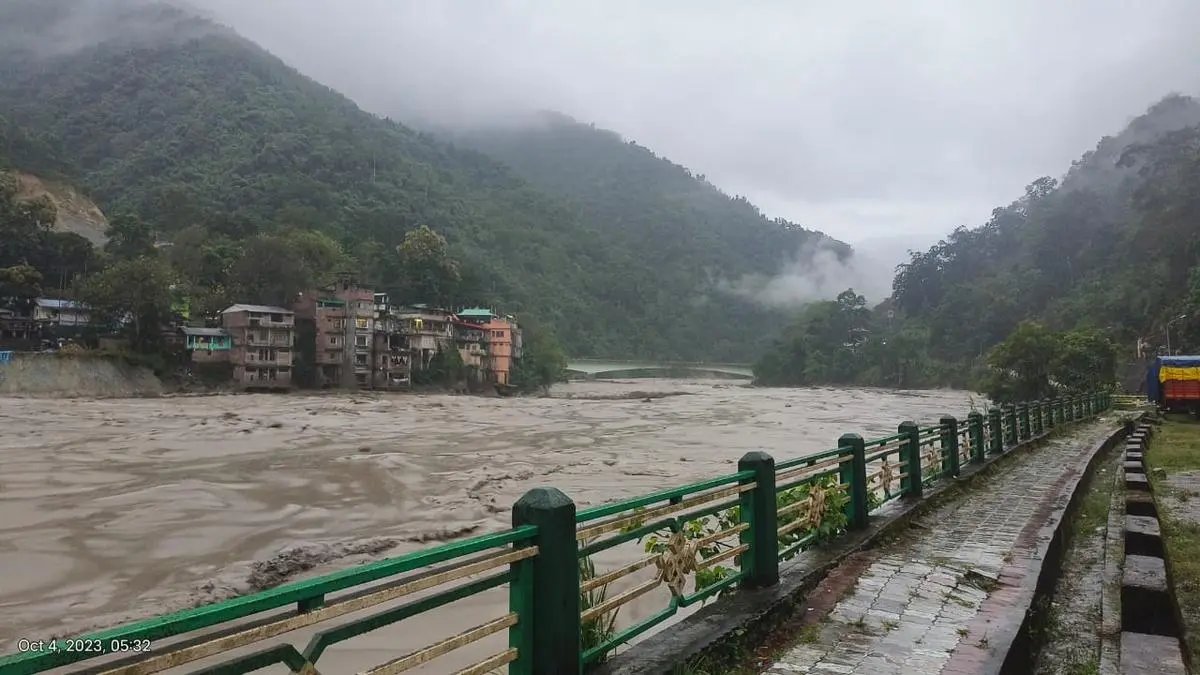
[
  {"x1": 1005, "y1": 405, "x2": 1018, "y2": 446},
  {"x1": 899, "y1": 421, "x2": 923, "y2": 498},
  {"x1": 968, "y1": 411, "x2": 986, "y2": 464},
  {"x1": 1017, "y1": 403, "x2": 1030, "y2": 441},
  {"x1": 1040, "y1": 399, "x2": 1051, "y2": 432},
  {"x1": 839, "y1": 434, "x2": 869, "y2": 530},
  {"x1": 738, "y1": 451, "x2": 779, "y2": 588},
  {"x1": 988, "y1": 408, "x2": 1003, "y2": 454},
  {"x1": 940, "y1": 416, "x2": 960, "y2": 477},
  {"x1": 513, "y1": 488, "x2": 581, "y2": 675}
]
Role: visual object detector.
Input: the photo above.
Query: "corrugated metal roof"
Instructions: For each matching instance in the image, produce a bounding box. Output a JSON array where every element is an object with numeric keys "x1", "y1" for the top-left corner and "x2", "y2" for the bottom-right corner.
[
  {"x1": 220, "y1": 304, "x2": 293, "y2": 314},
  {"x1": 35, "y1": 298, "x2": 87, "y2": 310},
  {"x1": 180, "y1": 327, "x2": 229, "y2": 337}
]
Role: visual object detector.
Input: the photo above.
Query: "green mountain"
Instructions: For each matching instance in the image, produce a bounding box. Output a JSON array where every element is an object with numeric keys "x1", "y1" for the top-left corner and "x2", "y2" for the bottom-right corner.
[
  {"x1": 755, "y1": 93, "x2": 1200, "y2": 388},
  {"x1": 0, "y1": 0, "x2": 842, "y2": 361}
]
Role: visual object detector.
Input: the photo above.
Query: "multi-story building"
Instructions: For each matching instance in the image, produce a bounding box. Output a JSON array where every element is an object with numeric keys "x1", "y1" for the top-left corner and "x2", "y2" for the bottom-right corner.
[
  {"x1": 452, "y1": 318, "x2": 487, "y2": 374},
  {"x1": 32, "y1": 298, "x2": 90, "y2": 326},
  {"x1": 293, "y1": 279, "x2": 377, "y2": 389},
  {"x1": 395, "y1": 305, "x2": 455, "y2": 370},
  {"x1": 457, "y1": 308, "x2": 520, "y2": 385},
  {"x1": 221, "y1": 304, "x2": 295, "y2": 389},
  {"x1": 372, "y1": 293, "x2": 411, "y2": 390}
]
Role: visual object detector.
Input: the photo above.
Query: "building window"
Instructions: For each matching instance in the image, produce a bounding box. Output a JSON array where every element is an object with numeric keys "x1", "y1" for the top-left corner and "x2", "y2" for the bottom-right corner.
[
  {"x1": 355, "y1": 318, "x2": 368, "y2": 329},
  {"x1": 329, "y1": 336, "x2": 337, "y2": 345},
  {"x1": 355, "y1": 335, "x2": 368, "y2": 347},
  {"x1": 355, "y1": 353, "x2": 367, "y2": 366}
]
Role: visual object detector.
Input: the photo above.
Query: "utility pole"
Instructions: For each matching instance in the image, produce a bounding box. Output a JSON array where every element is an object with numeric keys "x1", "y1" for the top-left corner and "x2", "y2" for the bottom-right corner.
[{"x1": 1167, "y1": 314, "x2": 1188, "y2": 356}]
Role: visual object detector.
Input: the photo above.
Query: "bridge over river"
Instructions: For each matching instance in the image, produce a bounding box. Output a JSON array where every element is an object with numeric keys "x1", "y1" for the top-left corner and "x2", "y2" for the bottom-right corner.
[{"x1": 565, "y1": 358, "x2": 754, "y2": 379}]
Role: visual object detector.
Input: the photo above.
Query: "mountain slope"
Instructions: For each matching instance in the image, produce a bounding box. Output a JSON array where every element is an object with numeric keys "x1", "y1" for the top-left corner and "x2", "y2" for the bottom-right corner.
[
  {"x1": 0, "y1": 0, "x2": 841, "y2": 360},
  {"x1": 891, "y1": 94, "x2": 1200, "y2": 361}
]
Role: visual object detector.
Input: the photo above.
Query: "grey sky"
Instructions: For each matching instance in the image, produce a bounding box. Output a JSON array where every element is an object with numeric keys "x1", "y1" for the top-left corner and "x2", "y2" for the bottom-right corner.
[{"x1": 195, "y1": 0, "x2": 1200, "y2": 246}]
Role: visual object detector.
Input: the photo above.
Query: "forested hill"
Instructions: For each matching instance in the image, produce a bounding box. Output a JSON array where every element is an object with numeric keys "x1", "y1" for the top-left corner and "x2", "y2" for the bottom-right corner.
[
  {"x1": 0, "y1": 0, "x2": 844, "y2": 361},
  {"x1": 453, "y1": 114, "x2": 850, "y2": 353},
  {"x1": 892, "y1": 94, "x2": 1200, "y2": 360},
  {"x1": 755, "y1": 93, "x2": 1200, "y2": 389}
]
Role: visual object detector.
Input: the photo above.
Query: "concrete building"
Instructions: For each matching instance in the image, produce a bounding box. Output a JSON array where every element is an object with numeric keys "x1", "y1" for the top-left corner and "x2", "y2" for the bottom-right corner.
[
  {"x1": 372, "y1": 293, "x2": 411, "y2": 390},
  {"x1": 396, "y1": 306, "x2": 454, "y2": 370},
  {"x1": 221, "y1": 304, "x2": 295, "y2": 389},
  {"x1": 457, "y1": 308, "x2": 520, "y2": 385}
]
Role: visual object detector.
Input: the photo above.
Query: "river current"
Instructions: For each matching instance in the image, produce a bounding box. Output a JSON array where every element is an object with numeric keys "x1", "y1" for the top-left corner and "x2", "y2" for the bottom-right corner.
[{"x1": 0, "y1": 379, "x2": 973, "y2": 670}]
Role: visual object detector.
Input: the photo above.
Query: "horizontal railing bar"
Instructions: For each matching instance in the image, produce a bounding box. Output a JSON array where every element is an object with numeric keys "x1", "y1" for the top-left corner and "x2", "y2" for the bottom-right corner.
[
  {"x1": 776, "y1": 455, "x2": 848, "y2": 483},
  {"x1": 301, "y1": 570, "x2": 513, "y2": 666},
  {"x1": 775, "y1": 446, "x2": 849, "y2": 470},
  {"x1": 778, "y1": 533, "x2": 818, "y2": 560},
  {"x1": 365, "y1": 613, "x2": 518, "y2": 675},
  {"x1": 776, "y1": 470, "x2": 841, "y2": 492},
  {"x1": 577, "y1": 484, "x2": 754, "y2": 542},
  {"x1": 454, "y1": 648, "x2": 518, "y2": 675},
  {"x1": 581, "y1": 577, "x2": 660, "y2": 624},
  {"x1": 582, "y1": 605, "x2": 676, "y2": 665},
  {"x1": 0, "y1": 528, "x2": 536, "y2": 674},
  {"x1": 576, "y1": 471, "x2": 755, "y2": 523},
  {"x1": 83, "y1": 558, "x2": 523, "y2": 675},
  {"x1": 679, "y1": 571, "x2": 744, "y2": 607},
  {"x1": 580, "y1": 554, "x2": 658, "y2": 594},
  {"x1": 696, "y1": 544, "x2": 747, "y2": 571}
]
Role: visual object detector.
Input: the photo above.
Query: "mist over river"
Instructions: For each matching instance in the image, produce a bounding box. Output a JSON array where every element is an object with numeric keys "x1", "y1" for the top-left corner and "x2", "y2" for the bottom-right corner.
[{"x1": 0, "y1": 379, "x2": 972, "y2": 669}]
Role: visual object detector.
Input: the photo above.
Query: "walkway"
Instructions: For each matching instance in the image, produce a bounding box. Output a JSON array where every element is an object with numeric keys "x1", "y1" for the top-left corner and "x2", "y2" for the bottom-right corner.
[{"x1": 767, "y1": 420, "x2": 1116, "y2": 675}]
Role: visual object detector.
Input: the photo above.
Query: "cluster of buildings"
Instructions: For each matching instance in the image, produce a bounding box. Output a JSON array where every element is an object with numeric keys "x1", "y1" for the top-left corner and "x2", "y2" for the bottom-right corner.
[
  {"x1": 0, "y1": 280, "x2": 524, "y2": 392},
  {"x1": 183, "y1": 280, "x2": 522, "y2": 391}
]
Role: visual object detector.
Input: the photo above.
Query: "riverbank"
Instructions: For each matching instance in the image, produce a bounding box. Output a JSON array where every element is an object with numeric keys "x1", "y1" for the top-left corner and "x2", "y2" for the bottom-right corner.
[{"x1": 0, "y1": 352, "x2": 161, "y2": 398}]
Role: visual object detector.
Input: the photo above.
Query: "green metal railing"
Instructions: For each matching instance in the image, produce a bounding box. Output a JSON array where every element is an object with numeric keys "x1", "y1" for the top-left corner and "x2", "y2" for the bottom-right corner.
[{"x1": 0, "y1": 392, "x2": 1112, "y2": 675}]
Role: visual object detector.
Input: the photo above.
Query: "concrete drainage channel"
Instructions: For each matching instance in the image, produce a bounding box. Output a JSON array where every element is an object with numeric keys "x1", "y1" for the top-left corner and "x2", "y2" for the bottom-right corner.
[{"x1": 1112, "y1": 421, "x2": 1189, "y2": 674}]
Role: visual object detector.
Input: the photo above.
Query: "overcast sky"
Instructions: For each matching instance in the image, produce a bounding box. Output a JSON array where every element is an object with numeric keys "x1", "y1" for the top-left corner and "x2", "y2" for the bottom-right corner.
[{"x1": 194, "y1": 0, "x2": 1200, "y2": 246}]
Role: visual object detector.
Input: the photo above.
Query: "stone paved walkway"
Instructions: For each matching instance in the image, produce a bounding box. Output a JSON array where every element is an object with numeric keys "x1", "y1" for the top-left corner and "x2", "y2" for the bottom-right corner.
[{"x1": 767, "y1": 421, "x2": 1116, "y2": 675}]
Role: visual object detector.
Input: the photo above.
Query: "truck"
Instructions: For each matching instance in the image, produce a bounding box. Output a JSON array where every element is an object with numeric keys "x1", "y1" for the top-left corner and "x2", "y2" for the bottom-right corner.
[{"x1": 1146, "y1": 355, "x2": 1200, "y2": 412}]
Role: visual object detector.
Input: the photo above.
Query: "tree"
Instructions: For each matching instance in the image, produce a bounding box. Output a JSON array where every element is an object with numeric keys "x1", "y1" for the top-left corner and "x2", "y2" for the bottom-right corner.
[
  {"x1": 394, "y1": 225, "x2": 461, "y2": 306},
  {"x1": 77, "y1": 256, "x2": 176, "y2": 350},
  {"x1": 103, "y1": 212, "x2": 156, "y2": 259},
  {"x1": 981, "y1": 322, "x2": 1060, "y2": 403},
  {"x1": 1052, "y1": 329, "x2": 1117, "y2": 394},
  {"x1": 511, "y1": 325, "x2": 568, "y2": 394}
]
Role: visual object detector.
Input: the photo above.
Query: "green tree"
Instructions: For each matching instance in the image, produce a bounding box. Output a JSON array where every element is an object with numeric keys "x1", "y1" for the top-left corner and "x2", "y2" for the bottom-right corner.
[
  {"x1": 981, "y1": 322, "x2": 1061, "y2": 403},
  {"x1": 394, "y1": 225, "x2": 461, "y2": 306},
  {"x1": 1052, "y1": 329, "x2": 1117, "y2": 394},
  {"x1": 103, "y1": 212, "x2": 156, "y2": 259},
  {"x1": 511, "y1": 325, "x2": 568, "y2": 394},
  {"x1": 77, "y1": 256, "x2": 176, "y2": 350}
]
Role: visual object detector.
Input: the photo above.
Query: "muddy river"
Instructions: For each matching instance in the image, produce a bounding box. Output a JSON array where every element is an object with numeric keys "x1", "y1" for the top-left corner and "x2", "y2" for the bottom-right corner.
[{"x1": 0, "y1": 379, "x2": 973, "y2": 671}]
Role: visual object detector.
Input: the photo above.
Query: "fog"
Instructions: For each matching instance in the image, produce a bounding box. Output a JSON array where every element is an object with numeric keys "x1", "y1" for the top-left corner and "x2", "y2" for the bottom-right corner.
[{"x1": 191, "y1": 0, "x2": 1200, "y2": 248}]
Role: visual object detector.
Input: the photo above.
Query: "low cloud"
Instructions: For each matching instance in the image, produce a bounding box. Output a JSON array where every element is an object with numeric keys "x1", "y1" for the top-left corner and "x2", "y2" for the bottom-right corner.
[{"x1": 720, "y1": 241, "x2": 897, "y2": 309}]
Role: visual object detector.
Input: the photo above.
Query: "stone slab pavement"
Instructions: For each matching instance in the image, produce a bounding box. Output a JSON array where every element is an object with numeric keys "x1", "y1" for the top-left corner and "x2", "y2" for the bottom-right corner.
[{"x1": 766, "y1": 420, "x2": 1117, "y2": 675}]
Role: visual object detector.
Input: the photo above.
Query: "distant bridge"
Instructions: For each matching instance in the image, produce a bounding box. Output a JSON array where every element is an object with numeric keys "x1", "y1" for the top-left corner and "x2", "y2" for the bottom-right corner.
[{"x1": 565, "y1": 358, "x2": 754, "y2": 379}]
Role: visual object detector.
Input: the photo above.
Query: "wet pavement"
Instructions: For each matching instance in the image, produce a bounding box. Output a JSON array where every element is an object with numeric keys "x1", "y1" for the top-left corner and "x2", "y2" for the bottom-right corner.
[{"x1": 767, "y1": 420, "x2": 1117, "y2": 675}]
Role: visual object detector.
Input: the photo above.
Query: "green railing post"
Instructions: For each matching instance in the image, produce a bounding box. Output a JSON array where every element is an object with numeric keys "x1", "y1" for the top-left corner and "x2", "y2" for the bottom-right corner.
[
  {"x1": 899, "y1": 421, "x2": 923, "y2": 498},
  {"x1": 1005, "y1": 405, "x2": 1018, "y2": 446},
  {"x1": 839, "y1": 434, "x2": 869, "y2": 529},
  {"x1": 1040, "y1": 399, "x2": 1050, "y2": 432},
  {"x1": 1017, "y1": 403, "x2": 1030, "y2": 441},
  {"x1": 988, "y1": 408, "x2": 1003, "y2": 453},
  {"x1": 513, "y1": 488, "x2": 581, "y2": 675},
  {"x1": 738, "y1": 451, "x2": 778, "y2": 588},
  {"x1": 940, "y1": 415, "x2": 960, "y2": 477},
  {"x1": 968, "y1": 411, "x2": 986, "y2": 463}
]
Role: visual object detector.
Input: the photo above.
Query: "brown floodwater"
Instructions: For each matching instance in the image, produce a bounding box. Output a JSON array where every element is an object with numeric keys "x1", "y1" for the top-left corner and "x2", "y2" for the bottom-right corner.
[{"x1": 0, "y1": 379, "x2": 973, "y2": 672}]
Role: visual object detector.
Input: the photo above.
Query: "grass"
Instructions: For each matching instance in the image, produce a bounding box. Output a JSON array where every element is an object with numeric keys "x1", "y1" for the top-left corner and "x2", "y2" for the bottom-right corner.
[{"x1": 1146, "y1": 416, "x2": 1200, "y2": 666}]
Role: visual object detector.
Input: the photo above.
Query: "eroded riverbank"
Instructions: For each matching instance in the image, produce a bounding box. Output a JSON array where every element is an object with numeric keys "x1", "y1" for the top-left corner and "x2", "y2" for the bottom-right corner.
[{"x1": 0, "y1": 379, "x2": 972, "y2": 663}]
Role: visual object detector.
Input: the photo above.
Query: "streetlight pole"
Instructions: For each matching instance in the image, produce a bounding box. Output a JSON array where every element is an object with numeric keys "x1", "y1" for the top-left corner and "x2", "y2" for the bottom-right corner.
[{"x1": 1167, "y1": 314, "x2": 1188, "y2": 356}]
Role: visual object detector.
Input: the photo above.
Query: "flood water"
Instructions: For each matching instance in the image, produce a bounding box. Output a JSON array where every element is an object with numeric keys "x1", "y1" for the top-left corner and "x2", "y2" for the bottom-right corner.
[{"x1": 0, "y1": 379, "x2": 973, "y2": 670}]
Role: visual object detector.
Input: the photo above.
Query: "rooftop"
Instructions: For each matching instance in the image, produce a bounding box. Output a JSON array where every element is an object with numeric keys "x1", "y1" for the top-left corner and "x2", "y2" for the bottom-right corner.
[
  {"x1": 35, "y1": 298, "x2": 87, "y2": 310},
  {"x1": 180, "y1": 327, "x2": 230, "y2": 337},
  {"x1": 221, "y1": 304, "x2": 294, "y2": 315},
  {"x1": 457, "y1": 308, "x2": 495, "y2": 319}
]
